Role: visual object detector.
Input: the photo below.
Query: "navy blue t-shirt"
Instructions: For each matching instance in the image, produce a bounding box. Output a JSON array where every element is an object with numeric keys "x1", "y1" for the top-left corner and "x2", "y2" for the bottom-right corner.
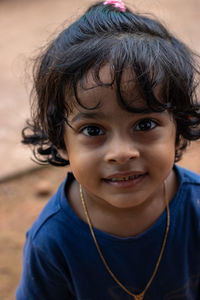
[{"x1": 16, "y1": 165, "x2": 200, "y2": 299}]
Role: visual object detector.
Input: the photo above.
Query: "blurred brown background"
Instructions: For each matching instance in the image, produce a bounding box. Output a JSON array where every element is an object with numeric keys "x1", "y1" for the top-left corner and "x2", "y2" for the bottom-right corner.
[{"x1": 0, "y1": 0, "x2": 200, "y2": 299}]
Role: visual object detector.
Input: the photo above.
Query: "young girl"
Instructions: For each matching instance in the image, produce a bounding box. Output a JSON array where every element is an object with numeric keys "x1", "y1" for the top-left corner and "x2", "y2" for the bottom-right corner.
[{"x1": 17, "y1": 1, "x2": 200, "y2": 299}]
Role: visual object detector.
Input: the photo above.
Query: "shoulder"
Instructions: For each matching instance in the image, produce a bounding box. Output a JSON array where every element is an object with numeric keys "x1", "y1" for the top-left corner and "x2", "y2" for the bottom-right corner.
[
  {"x1": 175, "y1": 164, "x2": 200, "y2": 185},
  {"x1": 175, "y1": 165, "x2": 200, "y2": 206},
  {"x1": 174, "y1": 165, "x2": 200, "y2": 207},
  {"x1": 174, "y1": 165, "x2": 200, "y2": 233},
  {"x1": 27, "y1": 172, "x2": 77, "y2": 253},
  {"x1": 16, "y1": 173, "x2": 81, "y2": 299},
  {"x1": 175, "y1": 165, "x2": 200, "y2": 198}
]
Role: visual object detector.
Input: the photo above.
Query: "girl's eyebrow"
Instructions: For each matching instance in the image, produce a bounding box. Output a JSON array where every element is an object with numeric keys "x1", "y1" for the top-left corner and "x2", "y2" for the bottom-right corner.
[
  {"x1": 71, "y1": 111, "x2": 106, "y2": 123},
  {"x1": 70, "y1": 111, "x2": 167, "y2": 123}
]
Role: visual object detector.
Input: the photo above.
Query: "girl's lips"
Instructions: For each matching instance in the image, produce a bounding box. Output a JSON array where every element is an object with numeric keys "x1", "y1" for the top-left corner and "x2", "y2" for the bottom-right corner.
[{"x1": 103, "y1": 172, "x2": 147, "y2": 188}]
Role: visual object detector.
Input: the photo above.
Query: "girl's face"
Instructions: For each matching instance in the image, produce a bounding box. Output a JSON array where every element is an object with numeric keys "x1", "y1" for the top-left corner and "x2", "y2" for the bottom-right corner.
[{"x1": 63, "y1": 66, "x2": 177, "y2": 214}]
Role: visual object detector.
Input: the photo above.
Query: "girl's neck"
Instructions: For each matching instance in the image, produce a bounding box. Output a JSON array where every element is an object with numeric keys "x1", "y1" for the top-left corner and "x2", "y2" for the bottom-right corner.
[{"x1": 66, "y1": 169, "x2": 178, "y2": 237}]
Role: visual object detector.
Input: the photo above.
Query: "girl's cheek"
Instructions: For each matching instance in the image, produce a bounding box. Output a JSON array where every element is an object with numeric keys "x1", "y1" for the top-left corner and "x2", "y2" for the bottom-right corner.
[{"x1": 77, "y1": 135, "x2": 106, "y2": 148}]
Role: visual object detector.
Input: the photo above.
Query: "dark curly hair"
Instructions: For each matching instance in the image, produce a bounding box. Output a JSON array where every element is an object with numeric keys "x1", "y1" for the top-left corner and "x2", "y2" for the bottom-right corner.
[{"x1": 22, "y1": 1, "x2": 200, "y2": 166}]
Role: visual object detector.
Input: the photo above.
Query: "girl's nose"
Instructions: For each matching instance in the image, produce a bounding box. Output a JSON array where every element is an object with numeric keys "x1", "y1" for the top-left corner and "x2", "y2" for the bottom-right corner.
[{"x1": 104, "y1": 136, "x2": 140, "y2": 164}]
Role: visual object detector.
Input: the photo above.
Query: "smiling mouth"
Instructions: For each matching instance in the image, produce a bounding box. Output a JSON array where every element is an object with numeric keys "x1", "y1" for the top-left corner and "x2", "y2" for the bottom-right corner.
[
  {"x1": 103, "y1": 173, "x2": 146, "y2": 188},
  {"x1": 109, "y1": 174, "x2": 142, "y2": 182},
  {"x1": 103, "y1": 171, "x2": 147, "y2": 183}
]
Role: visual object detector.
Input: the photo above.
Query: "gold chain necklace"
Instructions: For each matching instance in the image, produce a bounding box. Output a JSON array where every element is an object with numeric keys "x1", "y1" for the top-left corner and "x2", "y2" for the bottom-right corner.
[{"x1": 79, "y1": 181, "x2": 170, "y2": 300}]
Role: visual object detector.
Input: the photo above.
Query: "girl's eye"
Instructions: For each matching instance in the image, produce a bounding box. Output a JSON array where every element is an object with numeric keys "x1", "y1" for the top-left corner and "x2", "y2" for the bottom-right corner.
[
  {"x1": 81, "y1": 126, "x2": 104, "y2": 136},
  {"x1": 135, "y1": 119, "x2": 157, "y2": 131}
]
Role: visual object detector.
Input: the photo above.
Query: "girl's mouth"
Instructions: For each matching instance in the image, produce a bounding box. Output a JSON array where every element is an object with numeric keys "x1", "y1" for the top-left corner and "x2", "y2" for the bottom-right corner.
[
  {"x1": 103, "y1": 173, "x2": 147, "y2": 188},
  {"x1": 109, "y1": 174, "x2": 141, "y2": 182}
]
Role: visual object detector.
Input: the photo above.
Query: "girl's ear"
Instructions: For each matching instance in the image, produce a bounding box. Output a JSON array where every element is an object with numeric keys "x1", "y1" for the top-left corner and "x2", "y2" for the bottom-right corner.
[
  {"x1": 58, "y1": 148, "x2": 69, "y2": 161},
  {"x1": 58, "y1": 149, "x2": 71, "y2": 170}
]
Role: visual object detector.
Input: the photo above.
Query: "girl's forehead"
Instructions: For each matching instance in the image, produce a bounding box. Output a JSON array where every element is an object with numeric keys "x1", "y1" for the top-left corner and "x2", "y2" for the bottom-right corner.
[
  {"x1": 75, "y1": 64, "x2": 162, "y2": 110},
  {"x1": 81, "y1": 64, "x2": 135, "y2": 88}
]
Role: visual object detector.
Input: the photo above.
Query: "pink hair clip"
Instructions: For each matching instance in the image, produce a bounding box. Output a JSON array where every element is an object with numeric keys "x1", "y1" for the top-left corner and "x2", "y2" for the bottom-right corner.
[{"x1": 103, "y1": 0, "x2": 126, "y2": 12}]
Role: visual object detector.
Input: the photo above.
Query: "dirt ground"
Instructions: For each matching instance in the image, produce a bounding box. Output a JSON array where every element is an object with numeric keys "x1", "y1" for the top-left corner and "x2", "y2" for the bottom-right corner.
[{"x1": 0, "y1": 142, "x2": 200, "y2": 300}]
